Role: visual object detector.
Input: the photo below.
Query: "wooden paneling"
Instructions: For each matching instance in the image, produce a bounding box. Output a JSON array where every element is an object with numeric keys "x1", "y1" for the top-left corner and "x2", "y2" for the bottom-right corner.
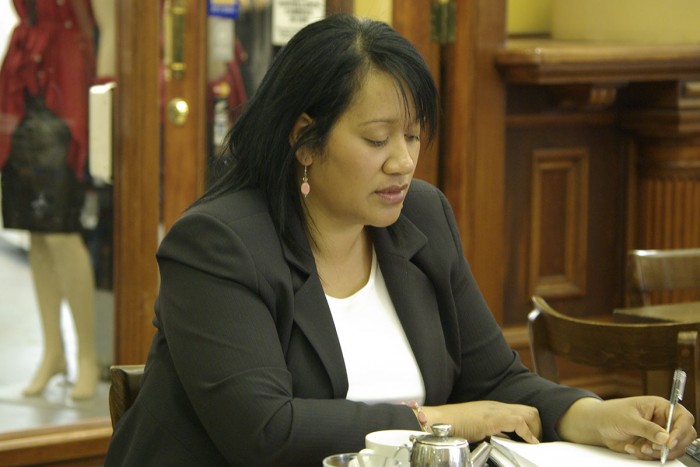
[
  {"x1": 498, "y1": 39, "x2": 700, "y2": 400},
  {"x1": 638, "y1": 177, "x2": 700, "y2": 248},
  {"x1": 529, "y1": 148, "x2": 589, "y2": 299},
  {"x1": 441, "y1": 0, "x2": 508, "y2": 320},
  {"x1": 113, "y1": 0, "x2": 161, "y2": 365},
  {"x1": 498, "y1": 41, "x2": 700, "y2": 329},
  {"x1": 0, "y1": 420, "x2": 111, "y2": 466},
  {"x1": 503, "y1": 104, "x2": 624, "y2": 325},
  {"x1": 621, "y1": 81, "x2": 700, "y2": 304},
  {"x1": 326, "y1": 0, "x2": 354, "y2": 14}
]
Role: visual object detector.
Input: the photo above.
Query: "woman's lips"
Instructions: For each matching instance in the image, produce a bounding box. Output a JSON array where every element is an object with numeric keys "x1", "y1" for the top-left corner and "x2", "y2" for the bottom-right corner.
[{"x1": 376, "y1": 185, "x2": 408, "y2": 203}]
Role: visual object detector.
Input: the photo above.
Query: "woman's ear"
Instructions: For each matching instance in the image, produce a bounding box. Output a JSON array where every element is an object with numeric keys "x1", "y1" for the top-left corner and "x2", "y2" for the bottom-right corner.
[
  {"x1": 290, "y1": 113, "x2": 314, "y2": 165},
  {"x1": 290, "y1": 113, "x2": 313, "y2": 146}
]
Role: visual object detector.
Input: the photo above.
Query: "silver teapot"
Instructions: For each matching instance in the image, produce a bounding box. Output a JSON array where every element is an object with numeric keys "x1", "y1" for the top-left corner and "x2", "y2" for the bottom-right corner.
[{"x1": 409, "y1": 424, "x2": 490, "y2": 467}]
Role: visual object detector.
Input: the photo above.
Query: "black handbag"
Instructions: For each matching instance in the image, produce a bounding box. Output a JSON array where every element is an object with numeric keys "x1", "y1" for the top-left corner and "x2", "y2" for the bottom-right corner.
[{"x1": 1, "y1": 94, "x2": 85, "y2": 232}]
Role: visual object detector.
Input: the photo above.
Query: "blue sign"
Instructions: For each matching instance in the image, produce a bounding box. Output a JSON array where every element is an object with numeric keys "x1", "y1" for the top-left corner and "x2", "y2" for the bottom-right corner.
[{"x1": 207, "y1": 0, "x2": 240, "y2": 19}]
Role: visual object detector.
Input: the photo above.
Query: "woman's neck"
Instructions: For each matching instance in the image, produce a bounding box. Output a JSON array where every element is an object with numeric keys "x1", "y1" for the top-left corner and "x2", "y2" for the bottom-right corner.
[{"x1": 310, "y1": 226, "x2": 373, "y2": 298}]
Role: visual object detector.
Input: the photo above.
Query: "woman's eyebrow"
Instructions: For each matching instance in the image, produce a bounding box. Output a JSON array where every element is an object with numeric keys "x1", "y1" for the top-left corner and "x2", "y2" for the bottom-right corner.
[
  {"x1": 358, "y1": 118, "x2": 398, "y2": 126},
  {"x1": 358, "y1": 117, "x2": 420, "y2": 127}
]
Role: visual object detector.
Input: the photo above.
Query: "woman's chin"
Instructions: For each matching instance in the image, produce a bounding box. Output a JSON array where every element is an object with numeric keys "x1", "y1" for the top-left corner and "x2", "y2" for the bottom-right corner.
[{"x1": 368, "y1": 210, "x2": 403, "y2": 228}]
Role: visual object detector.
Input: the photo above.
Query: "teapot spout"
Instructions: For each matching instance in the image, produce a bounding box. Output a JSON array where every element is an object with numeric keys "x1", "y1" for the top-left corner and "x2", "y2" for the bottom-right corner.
[{"x1": 469, "y1": 441, "x2": 492, "y2": 467}]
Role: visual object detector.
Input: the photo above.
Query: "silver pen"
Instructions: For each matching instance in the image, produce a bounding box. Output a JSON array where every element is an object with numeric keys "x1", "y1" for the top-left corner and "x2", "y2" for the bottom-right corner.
[{"x1": 661, "y1": 368, "x2": 687, "y2": 465}]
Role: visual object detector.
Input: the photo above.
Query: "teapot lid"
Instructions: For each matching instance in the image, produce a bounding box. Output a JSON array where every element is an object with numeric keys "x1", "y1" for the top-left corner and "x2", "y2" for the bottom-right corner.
[{"x1": 414, "y1": 424, "x2": 468, "y2": 448}]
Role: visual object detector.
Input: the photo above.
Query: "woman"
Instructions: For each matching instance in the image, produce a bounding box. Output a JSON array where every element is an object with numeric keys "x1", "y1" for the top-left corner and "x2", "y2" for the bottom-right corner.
[{"x1": 105, "y1": 14, "x2": 695, "y2": 466}]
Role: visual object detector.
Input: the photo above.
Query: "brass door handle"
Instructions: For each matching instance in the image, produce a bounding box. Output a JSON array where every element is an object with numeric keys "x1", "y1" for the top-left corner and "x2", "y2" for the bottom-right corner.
[
  {"x1": 167, "y1": 98, "x2": 189, "y2": 125},
  {"x1": 164, "y1": 0, "x2": 186, "y2": 80}
]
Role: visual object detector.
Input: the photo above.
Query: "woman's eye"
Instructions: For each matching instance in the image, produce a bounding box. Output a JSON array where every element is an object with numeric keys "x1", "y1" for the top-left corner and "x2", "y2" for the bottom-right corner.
[
  {"x1": 366, "y1": 138, "x2": 389, "y2": 147},
  {"x1": 405, "y1": 134, "x2": 420, "y2": 143}
]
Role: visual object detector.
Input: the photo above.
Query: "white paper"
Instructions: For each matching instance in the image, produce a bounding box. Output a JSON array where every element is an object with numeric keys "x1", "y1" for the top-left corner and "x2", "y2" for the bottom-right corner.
[{"x1": 491, "y1": 437, "x2": 684, "y2": 467}]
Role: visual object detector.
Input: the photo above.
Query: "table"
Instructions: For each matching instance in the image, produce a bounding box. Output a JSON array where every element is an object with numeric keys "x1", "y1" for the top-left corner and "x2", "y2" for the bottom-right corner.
[{"x1": 614, "y1": 301, "x2": 700, "y2": 323}]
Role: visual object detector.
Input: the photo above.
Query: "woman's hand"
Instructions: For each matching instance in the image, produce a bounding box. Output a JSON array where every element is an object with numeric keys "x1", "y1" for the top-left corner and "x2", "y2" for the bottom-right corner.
[
  {"x1": 558, "y1": 396, "x2": 696, "y2": 460},
  {"x1": 422, "y1": 401, "x2": 542, "y2": 444}
]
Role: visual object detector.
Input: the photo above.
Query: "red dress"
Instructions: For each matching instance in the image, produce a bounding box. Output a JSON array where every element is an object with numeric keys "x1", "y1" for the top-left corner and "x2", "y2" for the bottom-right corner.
[
  {"x1": 0, "y1": 0, "x2": 96, "y2": 179},
  {"x1": 0, "y1": 0, "x2": 96, "y2": 232}
]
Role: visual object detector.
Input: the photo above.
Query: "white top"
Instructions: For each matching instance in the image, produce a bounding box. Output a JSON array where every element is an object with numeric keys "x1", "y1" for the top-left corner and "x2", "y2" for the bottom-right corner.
[{"x1": 326, "y1": 250, "x2": 425, "y2": 404}]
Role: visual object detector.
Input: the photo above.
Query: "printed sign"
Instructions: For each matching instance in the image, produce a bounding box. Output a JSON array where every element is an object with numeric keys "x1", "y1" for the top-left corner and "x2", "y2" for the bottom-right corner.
[
  {"x1": 272, "y1": 0, "x2": 325, "y2": 46},
  {"x1": 208, "y1": 0, "x2": 240, "y2": 19}
]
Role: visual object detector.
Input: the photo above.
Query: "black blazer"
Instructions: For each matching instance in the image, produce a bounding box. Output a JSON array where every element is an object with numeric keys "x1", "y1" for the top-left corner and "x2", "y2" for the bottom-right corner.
[{"x1": 105, "y1": 180, "x2": 594, "y2": 466}]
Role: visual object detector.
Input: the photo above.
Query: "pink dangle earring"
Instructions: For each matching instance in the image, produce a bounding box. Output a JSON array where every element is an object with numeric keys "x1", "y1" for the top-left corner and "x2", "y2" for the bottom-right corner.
[{"x1": 301, "y1": 165, "x2": 310, "y2": 198}]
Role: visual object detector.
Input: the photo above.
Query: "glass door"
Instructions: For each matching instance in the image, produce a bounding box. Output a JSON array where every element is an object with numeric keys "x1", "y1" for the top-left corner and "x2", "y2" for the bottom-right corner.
[{"x1": 0, "y1": 0, "x2": 115, "y2": 432}]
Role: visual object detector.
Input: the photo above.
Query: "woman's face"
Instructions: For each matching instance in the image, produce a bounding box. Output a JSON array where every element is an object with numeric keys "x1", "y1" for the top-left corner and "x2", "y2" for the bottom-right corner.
[{"x1": 302, "y1": 70, "x2": 421, "y2": 232}]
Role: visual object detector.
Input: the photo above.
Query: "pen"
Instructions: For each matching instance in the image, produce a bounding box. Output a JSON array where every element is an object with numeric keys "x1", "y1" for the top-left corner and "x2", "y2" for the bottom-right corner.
[{"x1": 661, "y1": 368, "x2": 687, "y2": 466}]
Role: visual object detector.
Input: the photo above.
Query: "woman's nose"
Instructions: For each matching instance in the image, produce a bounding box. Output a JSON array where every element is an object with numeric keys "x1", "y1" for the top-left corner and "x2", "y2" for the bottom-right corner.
[{"x1": 384, "y1": 139, "x2": 417, "y2": 175}]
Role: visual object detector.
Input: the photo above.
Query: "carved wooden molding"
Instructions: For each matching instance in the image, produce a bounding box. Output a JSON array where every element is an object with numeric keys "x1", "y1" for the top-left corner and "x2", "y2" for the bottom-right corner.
[
  {"x1": 529, "y1": 148, "x2": 589, "y2": 298},
  {"x1": 621, "y1": 108, "x2": 700, "y2": 139},
  {"x1": 636, "y1": 142, "x2": 700, "y2": 178},
  {"x1": 496, "y1": 39, "x2": 700, "y2": 85},
  {"x1": 554, "y1": 83, "x2": 620, "y2": 110}
]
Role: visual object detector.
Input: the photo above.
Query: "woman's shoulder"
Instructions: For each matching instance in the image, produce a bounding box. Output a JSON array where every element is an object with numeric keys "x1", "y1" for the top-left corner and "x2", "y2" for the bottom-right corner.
[
  {"x1": 164, "y1": 188, "x2": 277, "y2": 249},
  {"x1": 158, "y1": 188, "x2": 283, "y2": 277},
  {"x1": 184, "y1": 188, "x2": 270, "y2": 225}
]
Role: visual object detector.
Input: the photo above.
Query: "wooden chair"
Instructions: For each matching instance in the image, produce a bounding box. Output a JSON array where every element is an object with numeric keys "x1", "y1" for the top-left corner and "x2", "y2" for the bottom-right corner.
[
  {"x1": 528, "y1": 295, "x2": 700, "y2": 426},
  {"x1": 108, "y1": 364, "x2": 145, "y2": 429},
  {"x1": 628, "y1": 248, "x2": 700, "y2": 306}
]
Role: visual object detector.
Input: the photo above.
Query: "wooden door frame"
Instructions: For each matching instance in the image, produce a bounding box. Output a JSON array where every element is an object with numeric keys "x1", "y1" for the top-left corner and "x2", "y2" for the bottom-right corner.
[
  {"x1": 162, "y1": 0, "x2": 208, "y2": 232},
  {"x1": 113, "y1": 0, "x2": 162, "y2": 365}
]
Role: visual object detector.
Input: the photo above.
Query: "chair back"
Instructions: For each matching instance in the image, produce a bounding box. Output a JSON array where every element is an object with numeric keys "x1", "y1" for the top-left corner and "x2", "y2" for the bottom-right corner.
[
  {"x1": 108, "y1": 364, "x2": 145, "y2": 429},
  {"x1": 629, "y1": 248, "x2": 700, "y2": 305},
  {"x1": 528, "y1": 295, "x2": 700, "y2": 426}
]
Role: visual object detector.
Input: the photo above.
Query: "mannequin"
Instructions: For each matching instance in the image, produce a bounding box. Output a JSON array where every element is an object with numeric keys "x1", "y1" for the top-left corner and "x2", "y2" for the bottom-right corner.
[
  {"x1": 0, "y1": 0, "x2": 99, "y2": 400},
  {"x1": 23, "y1": 233, "x2": 98, "y2": 400}
]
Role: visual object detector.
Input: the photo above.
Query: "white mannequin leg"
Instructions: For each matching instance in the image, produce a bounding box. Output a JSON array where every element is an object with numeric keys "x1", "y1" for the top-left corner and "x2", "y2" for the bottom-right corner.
[
  {"x1": 23, "y1": 233, "x2": 67, "y2": 396},
  {"x1": 45, "y1": 233, "x2": 98, "y2": 400},
  {"x1": 24, "y1": 232, "x2": 98, "y2": 400}
]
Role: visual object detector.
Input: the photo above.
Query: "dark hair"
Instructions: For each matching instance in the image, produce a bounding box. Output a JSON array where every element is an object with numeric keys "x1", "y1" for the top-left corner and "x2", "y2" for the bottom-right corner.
[{"x1": 200, "y1": 14, "x2": 438, "y2": 249}]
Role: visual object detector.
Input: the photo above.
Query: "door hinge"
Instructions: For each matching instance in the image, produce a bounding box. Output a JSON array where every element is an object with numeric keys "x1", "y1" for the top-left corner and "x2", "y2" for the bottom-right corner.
[{"x1": 431, "y1": 0, "x2": 456, "y2": 45}]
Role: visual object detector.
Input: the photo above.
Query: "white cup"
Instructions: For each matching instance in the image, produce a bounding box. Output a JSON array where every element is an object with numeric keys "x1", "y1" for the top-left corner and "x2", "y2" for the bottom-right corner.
[{"x1": 362, "y1": 429, "x2": 425, "y2": 466}]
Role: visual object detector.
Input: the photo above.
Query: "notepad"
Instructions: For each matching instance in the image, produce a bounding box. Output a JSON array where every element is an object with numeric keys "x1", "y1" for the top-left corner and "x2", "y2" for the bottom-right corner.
[{"x1": 490, "y1": 436, "x2": 685, "y2": 467}]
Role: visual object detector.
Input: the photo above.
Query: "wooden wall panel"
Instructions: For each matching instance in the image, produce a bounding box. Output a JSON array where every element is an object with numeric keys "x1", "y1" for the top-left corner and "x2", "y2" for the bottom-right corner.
[
  {"x1": 634, "y1": 138, "x2": 700, "y2": 303},
  {"x1": 503, "y1": 103, "x2": 624, "y2": 325},
  {"x1": 636, "y1": 145, "x2": 700, "y2": 250},
  {"x1": 529, "y1": 148, "x2": 589, "y2": 299},
  {"x1": 622, "y1": 81, "x2": 700, "y2": 304}
]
